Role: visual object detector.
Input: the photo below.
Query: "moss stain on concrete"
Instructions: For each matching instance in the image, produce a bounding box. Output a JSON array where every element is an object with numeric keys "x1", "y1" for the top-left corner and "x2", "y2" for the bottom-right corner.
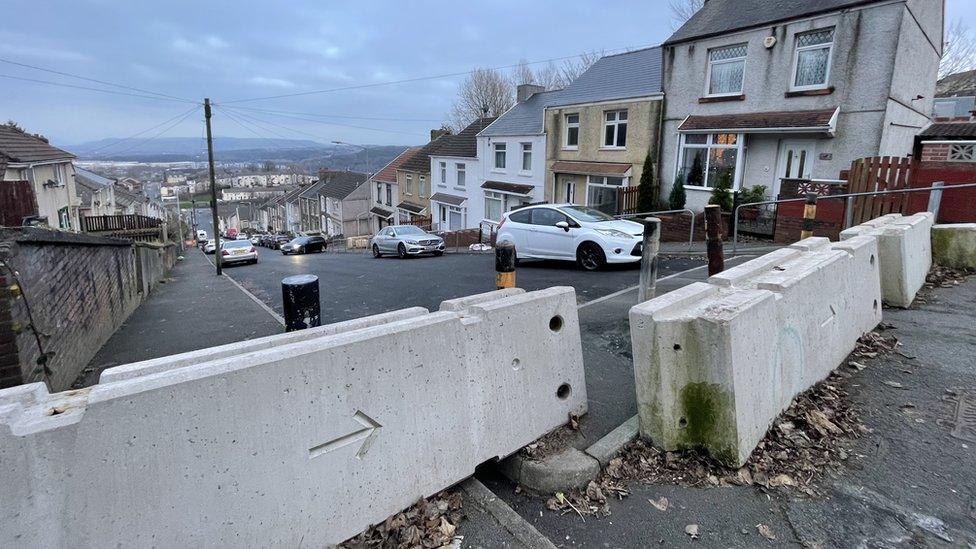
[
  {"x1": 678, "y1": 382, "x2": 738, "y2": 466},
  {"x1": 932, "y1": 227, "x2": 976, "y2": 270}
]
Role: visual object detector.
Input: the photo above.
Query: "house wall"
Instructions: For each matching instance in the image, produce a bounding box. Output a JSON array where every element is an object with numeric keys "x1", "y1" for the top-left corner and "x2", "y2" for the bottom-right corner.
[
  {"x1": 429, "y1": 155, "x2": 481, "y2": 228},
  {"x1": 6, "y1": 162, "x2": 79, "y2": 229},
  {"x1": 544, "y1": 98, "x2": 662, "y2": 203},
  {"x1": 341, "y1": 183, "x2": 371, "y2": 237},
  {"x1": 396, "y1": 169, "x2": 431, "y2": 214},
  {"x1": 660, "y1": 2, "x2": 924, "y2": 210},
  {"x1": 476, "y1": 134, "x2": 547, "y2": 220}
]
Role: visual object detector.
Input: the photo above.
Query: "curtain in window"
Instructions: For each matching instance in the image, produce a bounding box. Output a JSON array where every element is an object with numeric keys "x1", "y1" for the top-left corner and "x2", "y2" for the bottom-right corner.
[
  {"x1": 795, "y1": 47, "x2": 830, "y2": 87},
  {"x1": 710, "y1": 61, "x2": 744, "y2": 95}
]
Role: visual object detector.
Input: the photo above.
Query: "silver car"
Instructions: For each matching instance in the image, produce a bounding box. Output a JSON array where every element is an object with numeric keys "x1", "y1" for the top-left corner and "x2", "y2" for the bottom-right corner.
[
  {"x1": 370, "y1": 225, "x2": 445, "y2": 258},
  {"x1": 219, "y1": 239, "x2": 258, "y2": 265}
]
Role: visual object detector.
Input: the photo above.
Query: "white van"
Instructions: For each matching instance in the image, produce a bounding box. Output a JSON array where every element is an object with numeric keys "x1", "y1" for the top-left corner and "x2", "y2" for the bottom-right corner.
[{"x1": 196, "y1": 230, "x2": 208, "y2": 242}]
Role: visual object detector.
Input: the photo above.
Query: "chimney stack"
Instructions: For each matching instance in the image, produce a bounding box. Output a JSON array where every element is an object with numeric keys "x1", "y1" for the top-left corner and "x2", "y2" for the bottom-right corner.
[
  {"x1": 517, "y1": 84, "x2": 545, "y2": 103},
  {"x1": 430, "y1": 128, "x2": 451, "y2": 141}
]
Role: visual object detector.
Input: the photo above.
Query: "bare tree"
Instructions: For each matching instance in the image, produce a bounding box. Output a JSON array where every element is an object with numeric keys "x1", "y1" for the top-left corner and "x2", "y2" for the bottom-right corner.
[
  {"x1": 558, "y1": 51, "x2": 602, "y2": 86},
  {"x1": 669, "y1": 0, "x2": 704, "y2": 28},
  {"x1": 535, "y1": 61, "x2": 565, "y2": 90},
  {"x1": 448, "y1": 68, "x2": 515, "y2": 130},
  {"x1": 510, "y1": 59, "x2": 536, "y2": 87},
  {"x1": 941, "y1": 19, "x2": 976, "y2": 79}
]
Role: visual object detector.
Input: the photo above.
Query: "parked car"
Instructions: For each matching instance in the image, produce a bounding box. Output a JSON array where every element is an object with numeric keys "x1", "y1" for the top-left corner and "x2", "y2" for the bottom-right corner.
[
  {"x1": 220, "y1": 239, "x2": 258, "y2": 265},
  {"x1": 280, "y1": 235, "x2": 327, "y2": 255},
  {"x1": 203, "y1": 240, "x2": 217, "y2": 254},
  {"x1": 250, "y1": 234, "x2": 262, "y2": 245},
  {"x1": 495, "y1": 204, "x2": 644, "y2": 271},
  {"x1": 272, "y1": 235, "x2": 291, "y2": 250},
  {"x1": 196, "y1": 230, "x2": 208, "y2": 242},
  {"x1": 370, "y1": 225, "x2": 445, "y2": 259}
]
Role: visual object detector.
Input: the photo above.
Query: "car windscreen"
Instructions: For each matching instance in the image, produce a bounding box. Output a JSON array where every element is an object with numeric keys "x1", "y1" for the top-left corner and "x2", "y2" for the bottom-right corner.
[
  {"x1": 559, "y1": 205, "x2": 615, "y2": 222},
  {"x1": 394, "y1": 226, "x2": 426, "y2": 236},
  {"x1": 291, "y1": 237, "x2": 309, "y2": 244},
  {"x1": 222, "y1": 240, "x2": 251, "y2": 249}
]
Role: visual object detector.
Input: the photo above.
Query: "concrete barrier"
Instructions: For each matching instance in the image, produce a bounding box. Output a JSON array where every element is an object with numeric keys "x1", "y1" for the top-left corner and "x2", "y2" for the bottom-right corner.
[
  {"x1": 932, "y1": 223, "x2": 976, "y2": 269},
  {"x1": 840, "y1": 212, "x2": 934, "y2": 307},
  {"x1": 0, "y1": 287, "x2": 585, "y2": 548},
  {"x1": 630, "y1": 237, "x2": 881, "y2": 466}
]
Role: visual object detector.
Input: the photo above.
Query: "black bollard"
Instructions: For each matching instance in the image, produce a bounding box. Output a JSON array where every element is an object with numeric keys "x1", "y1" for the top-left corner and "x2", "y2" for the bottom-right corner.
[
  {"x1": 495, "y1": 240, "x2": 516, "y2": 290},
  {"x1": 281, "y1": 274, "x2": 321, "y2": 332}
]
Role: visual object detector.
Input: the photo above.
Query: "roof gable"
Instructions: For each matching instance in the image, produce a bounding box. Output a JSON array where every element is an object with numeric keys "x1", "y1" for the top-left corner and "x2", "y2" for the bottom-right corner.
[
  {"x1": 429, "y1": 117, "x2": 497, "y2": 159},
  {"x1": 374, "y1": 147, "x2": 421, "y2": 183}
]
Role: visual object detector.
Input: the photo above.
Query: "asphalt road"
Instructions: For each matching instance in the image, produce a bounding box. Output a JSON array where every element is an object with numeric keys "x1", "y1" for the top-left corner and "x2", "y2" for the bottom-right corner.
[{"x1": 213, "y1": 245, "x2": 707, "y2": 324}]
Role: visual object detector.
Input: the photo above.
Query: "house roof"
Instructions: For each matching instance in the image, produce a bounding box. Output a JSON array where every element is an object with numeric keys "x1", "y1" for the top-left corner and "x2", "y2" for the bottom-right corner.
[
  {"x1": 481, "y1": 180, "x2": 535, "y2": 195},
  {"x1": 479, "y1": 90, "x2": 565, "y2": 137},
  {"x1": 74, "y1": 166, "x2": 115, "y2": 188},
  {"x1": 664, "y1": 0, "x2": 883, "y2": 46},
  {"x1": 551, "y1": 160, "x2": 633, "y2": 177},
  {"x1": 937, "y1": 70, "x2": 976, "y2": 98},
  {"x1": 919, "y1": 122, "x2": 976, "y2": 138},
  {"x1": 430, "y1": 117, "x2": 497, "y2": 159},
  {"x1": 369, "y1": 205, "x2": 394, "y2": 218},
  {"x1": 0, "y1": 125, "x2": 75, "y2": 164},
  {"x1": 678, "y1": 108, "x2": 838, "y2": 132},
  {"x1": 318, "y1": 171, "x2": 367, "y2": 200},
  {"x1": 299, "y1": 179, "x2": 327, "y2": 199},
  {"x1": 547, "y1": 47, "x2": 663, "y2": 107},
  {"x1": 373, "y1": 147, "x2": 421, "y2": 183},
  {"x1": 429, "y1": 192, "x2": 467, "y2": 207},
  {"x1": 396, "y1": 200, "x2": 426, "y2": 214},
  {"x1": 399, "y1": 135, "x2": 451, "y2": 173}
]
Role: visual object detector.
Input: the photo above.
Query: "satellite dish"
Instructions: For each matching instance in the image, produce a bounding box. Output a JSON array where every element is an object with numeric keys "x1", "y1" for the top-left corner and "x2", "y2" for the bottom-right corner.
[{"x1": 764, "y1": 36, "x2": 777, "y2": 49}]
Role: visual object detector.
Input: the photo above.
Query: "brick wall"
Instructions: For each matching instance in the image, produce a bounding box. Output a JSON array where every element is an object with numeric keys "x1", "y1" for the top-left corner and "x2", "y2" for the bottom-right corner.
[
  {"x1": 658, "y1": 212, "x2": 731, "y2": 242},
  {"x1": 920, "y1": 143, "x2": 950, "y2": 163},
  {"x1": 0, "y1": 229, "x2": 174, "y2": 391}
]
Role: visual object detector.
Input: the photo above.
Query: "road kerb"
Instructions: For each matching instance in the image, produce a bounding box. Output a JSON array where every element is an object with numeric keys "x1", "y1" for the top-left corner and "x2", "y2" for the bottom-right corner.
[
  {"x1": 460, "y1": 478, "x2": 558, "y2": 549},
  {"x1": 585, "y1": 414, "x2": 639, "y2": 468}
]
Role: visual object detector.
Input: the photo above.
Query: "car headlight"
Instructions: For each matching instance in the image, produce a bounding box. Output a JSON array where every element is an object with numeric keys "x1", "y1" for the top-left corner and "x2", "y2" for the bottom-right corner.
[
  {"x1": 404, "y1": 239, "x2": 418, "y2": 245},
  {"x1": 596, "y1": 229, "x2": 632, "y2": 239}
]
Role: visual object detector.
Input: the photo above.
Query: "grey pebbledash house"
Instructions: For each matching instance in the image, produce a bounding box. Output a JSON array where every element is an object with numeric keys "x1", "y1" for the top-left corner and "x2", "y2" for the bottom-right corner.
[{"x1": 659, "y1": 0, "x2": 945, "y2": 210}]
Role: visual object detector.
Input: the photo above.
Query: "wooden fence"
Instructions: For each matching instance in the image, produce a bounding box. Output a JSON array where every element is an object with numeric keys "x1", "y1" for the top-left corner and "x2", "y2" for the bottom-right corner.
[
  {"x1": 401, "y1": 215, "x2": 432, "y2": 230},
  {"x1": 81, "y1": 214, "x2": 164, "y2": 242},
  {"x1": 846, "y1": 156, "x2": 914, "y2": 225},
  {"x1": 0, "y1": 181, "x2": 38, "y2": 226},
  {"x1": 617, "y1": 186, "x2": 640, "y2": 216}
]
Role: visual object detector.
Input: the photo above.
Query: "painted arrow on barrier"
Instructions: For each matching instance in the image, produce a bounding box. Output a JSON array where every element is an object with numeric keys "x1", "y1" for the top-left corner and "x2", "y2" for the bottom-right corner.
[{"x1": 308, "y1": 410, "x2": 382, "y2": 460}]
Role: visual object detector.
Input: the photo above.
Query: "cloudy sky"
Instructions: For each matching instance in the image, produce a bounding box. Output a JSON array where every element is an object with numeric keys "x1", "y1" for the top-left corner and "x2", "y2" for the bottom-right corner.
[{"x1": 2, "y1": 0, "x2": 973, "y2": 148}]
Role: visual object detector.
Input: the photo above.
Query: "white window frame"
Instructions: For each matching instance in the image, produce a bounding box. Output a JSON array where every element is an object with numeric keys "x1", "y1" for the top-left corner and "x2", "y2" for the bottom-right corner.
[
  {"x1": 705, "y1": 44, "x2": 748, "y2": 98},
  {"x1": 405, "y1": 174, "x2": 413, "y2": 196},
  {"x1": 484, "y1": 191, "x2": 503, "y2": 221},
  {"x1": 455, "y1": 163, "x2": 465, "y2": 187},
  {"x1": 790, "y1": 28, "x2": 834, "y2": 92},
  {"x1": 385, "y1": 183, "x2": 392, "y2": 206},
  {"x1": 674, "y1": 133, "x2": 746, "y2": 190},
  {"x1": 419, "y1": 175, "x2": 426, "y2": 195},
  {"x1": 602, "y1": 110, "x2": 628, "y2": 149},
  {"x1": 564, "y1": 113, "x2": 580, "y2": 150},
  {"x1": 520, "y1": 142, "x2": 532, "y2": 172},
  {"x1": 493, "y1": 142, "x2": 506, "y2": 170},
  {"x1": 439, "y1": 161, "x2": 447, "y2": 183},
  {"x1": 584, "y1": 175, "x2": 629, "y2": 208},
  {"x1": 375, "y1": 182, "x2": 382, "y2": 203}
]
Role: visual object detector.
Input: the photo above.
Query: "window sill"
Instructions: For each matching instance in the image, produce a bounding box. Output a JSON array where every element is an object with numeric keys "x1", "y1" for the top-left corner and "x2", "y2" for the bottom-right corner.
[
  {"x1": 599, "y1": 146, "x2": 627, "y2": 151},
  {"x1": 453, "y1": 187, "x2": 466, "y2": 192},
  {"x1": 562, "y1": 147, "x2": 579, "y2": 151},
  {"x1": 785, "y1": 86, "x2": 834, "y2": 98},
  {"x1": 491, "y1": 169, "x2": 506, "y2": 174},
  {"x1": 699, "y1": 94, "x2": 745, "y2": 103},
  {"x1": 518, "y1": 171, "x2": 533, "y2": 177}
]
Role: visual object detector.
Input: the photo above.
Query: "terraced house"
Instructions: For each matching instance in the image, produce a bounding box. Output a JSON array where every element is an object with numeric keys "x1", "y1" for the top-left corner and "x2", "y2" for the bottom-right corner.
[
  {"x1": 659, "y1": 0, "x2": 944, "y2": 210},
  {"x1": 395, "y1": 130, "x2": 450, "y2": 223},
  {"x1": 544, "y1": 46, "x2": 664, "y2": 214},
  {"x1": 427, "y1": 117, "x2": 496, "y2": 231}
]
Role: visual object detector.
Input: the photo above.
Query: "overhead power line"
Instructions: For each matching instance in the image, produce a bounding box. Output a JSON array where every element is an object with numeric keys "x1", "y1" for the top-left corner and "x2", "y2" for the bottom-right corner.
[
  {"x1": 221, "y1": 41, "x2": 657, "y2": 104},
  {"x1": 0, "y1": 57, "x2": 197, "y2": 103},
  {"x1": 80, "y1": 105, "x2": 203, "y2": 157},
  {"x1": 218, "y1": 104, "x2": 421, "y2": 137},
  {"x1": 92, "y1": 107, "x2": 200, "y2": 158},
  {"x1": 220, "y1": 104, "x2": 443, "y2": 123},
  {"x1": 0, "y1": 73, "x2": 199, "y2": 104}
]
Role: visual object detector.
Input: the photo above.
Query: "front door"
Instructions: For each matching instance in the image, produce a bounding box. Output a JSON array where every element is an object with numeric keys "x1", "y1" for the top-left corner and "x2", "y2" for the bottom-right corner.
[{"x1": 776, "y1": 140, "x2": 816, "y2": 196}]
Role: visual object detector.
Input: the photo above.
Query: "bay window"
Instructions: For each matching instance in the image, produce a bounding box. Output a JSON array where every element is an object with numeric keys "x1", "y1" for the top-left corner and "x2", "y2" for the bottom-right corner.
[
  {"x1": 677, "y1": 133, "x2": 743, "y2": 189},
  {"x1": 792, "y1": 28, "x2": 834, "y2": 90},
  {"x1": 707, "y1": 44, "x2": 747, "y2": 96},
  {"x1": 603, "y1": 110, "x2": 628, "y2": 148},
  {"x1": 484, "y1": 191, "x2": 503, "y2": 221},
  {"x1": 494, "y1": 142, "x2": 506, "y2": 169},
  {"x1": 585, "y1": 176, "x2": 627, "y2": 215}
]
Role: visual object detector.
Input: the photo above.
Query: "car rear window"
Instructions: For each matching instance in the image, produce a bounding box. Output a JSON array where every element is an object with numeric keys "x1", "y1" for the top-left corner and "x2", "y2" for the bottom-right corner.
[{"x1": 223, "y1": 240, "x2": 251, "y2": 248}]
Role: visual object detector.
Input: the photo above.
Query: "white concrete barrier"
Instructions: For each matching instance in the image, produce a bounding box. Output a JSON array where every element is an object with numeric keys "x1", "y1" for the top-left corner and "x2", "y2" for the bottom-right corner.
[
  {"x1": 932, "y1": 223, "x2": 976, "y2": 269},
  {"x1": 0, "y1": 287, "x2": 585, "y2": 548},
  {"x1": 630, "y1": 237, "x2": 881, "y2": 466},
  {"x1": 840, "y1": 212, "x2": 934, "y2": 307}
]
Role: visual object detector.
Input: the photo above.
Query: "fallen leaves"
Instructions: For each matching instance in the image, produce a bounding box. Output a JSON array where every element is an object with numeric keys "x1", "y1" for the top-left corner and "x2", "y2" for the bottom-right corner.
[
  {"x1": 648, "y1": 496, "x2": 670, "y2": 511},
  {"x1": 339, "y1": 491, "x2": 464, "y2": 549},
  {"x1": 521, "y1": 414, "x2": 582, "y2": 460},
  {"x1": 883, "y1": 380, "x2": 906, "y2": 390},
  {"x1": 685, "y1": 524, "x2": 700, "y2": 539},
  {"x1": 757, "y1": 523, "x2": 776, "y2": 541}
]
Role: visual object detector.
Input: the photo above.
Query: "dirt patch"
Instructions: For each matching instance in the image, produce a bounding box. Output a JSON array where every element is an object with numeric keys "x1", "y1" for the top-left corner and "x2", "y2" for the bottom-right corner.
[
  {"x1": 546, "y1": 331, "x2": 900, "y2": 518},
  {"x1": 914, "y1": 266, "x2": 974, "y2": 305},
  {"x1": 339, "y1": 491, "x2": 464, "y2": 549},
  {"x1": 521, "y1": 414, "x2": 582, "y2": 461}
]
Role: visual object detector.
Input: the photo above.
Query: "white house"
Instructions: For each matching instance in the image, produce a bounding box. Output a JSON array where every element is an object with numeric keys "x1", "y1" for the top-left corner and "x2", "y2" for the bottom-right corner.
[
  {"x1": 427, "y1": 117, "x2": 496, "y2": 231},
  {"x1": 0, "y1": 124, "x2": 80, "y2": 229}
]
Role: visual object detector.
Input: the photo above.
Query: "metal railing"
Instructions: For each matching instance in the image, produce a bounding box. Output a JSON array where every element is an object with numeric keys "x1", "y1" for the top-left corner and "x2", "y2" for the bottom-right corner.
[
  {"x1": 731, "y1": 182, "x2": 976, "y2": 254},
  {"x1": 615, "y1": 208, "x2": 696, "y2": 249}
]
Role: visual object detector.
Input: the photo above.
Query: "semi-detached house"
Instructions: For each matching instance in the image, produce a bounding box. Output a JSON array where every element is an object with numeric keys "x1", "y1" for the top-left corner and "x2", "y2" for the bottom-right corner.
[
  {"x1": 0, "y1": 125, "x2": 80, "y2": 229},
  {"x1": 543, "y1": 46, "x2": 665, "y2": 214},
  {"x1": 660, "y1": 0, "x2": 944, "y2": 210}
]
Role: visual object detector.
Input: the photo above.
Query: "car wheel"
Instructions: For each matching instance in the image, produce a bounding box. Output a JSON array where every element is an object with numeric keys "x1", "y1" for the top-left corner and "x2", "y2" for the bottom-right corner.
[
  {"x1": 577, "y1": 242, "x2": 606, "y2": 271},
  {"x1": 397, "y1": 243, "x2": 408, "y2": 259},
  {"x1": 372, "y1": 244, "x2": 382, "y2": 258}
]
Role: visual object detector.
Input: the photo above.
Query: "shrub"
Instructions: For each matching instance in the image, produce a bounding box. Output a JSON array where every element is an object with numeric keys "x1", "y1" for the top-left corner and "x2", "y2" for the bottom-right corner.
[
  {"x1": 709, "y1": 171, "x2": 734, "y2": 212},
  {"x1": 669, "y1": 175, "x2": 687, "y2": 210}
]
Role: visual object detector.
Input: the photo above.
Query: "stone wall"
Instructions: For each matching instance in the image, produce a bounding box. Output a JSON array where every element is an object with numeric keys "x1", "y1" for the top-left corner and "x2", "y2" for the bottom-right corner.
[{"x1": 0, "y1": 229, "x2": 175, "y2": 391}]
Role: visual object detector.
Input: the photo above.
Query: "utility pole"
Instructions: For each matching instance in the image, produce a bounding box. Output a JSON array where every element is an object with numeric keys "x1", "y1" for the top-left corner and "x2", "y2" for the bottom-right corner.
[{"x1": 204, "y1": 98, "x2": 222, "y2": 275}]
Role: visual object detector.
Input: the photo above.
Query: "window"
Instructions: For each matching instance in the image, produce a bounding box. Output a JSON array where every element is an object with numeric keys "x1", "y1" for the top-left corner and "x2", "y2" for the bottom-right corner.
[
  {"x1": 456, "y1": 164, "x2": 466, "y2": 187},
  {"x1": 677, "y1": 133, "x2": 743, "y2": 189},
  {"x1": 948, "y1": 143, "x2": 976, "y2": 162},
  {"x1": 585, "y1": 176, "x2": 626, "y2": 214},
  {"x1": 439, "y1": 162, "x2": 447, "y2": 183},
  {"x1": 509, "y1": 209, "x2": 532, "y2": 224},
  {"x1": 376, "y1": 182, "x2": 382, "y2": 203},
  {"x1": 419, "y1": 175, "x2": 426, "y2": 195},
  {"x1": 707, "y1": 44, "x2": 747, "y2": 96},
  {"x1": 50, "y1": 164, "x2": 65, "y2": 186},
  {"x1": 485, "y1": 191, "x2": 503, "y2": 221},
  {"x1": 792, "y1": 28, "x2": 834, "y2": 90},
  {"x1": 494, "y1": 142, "x2": 506, "y2": 169},
  {"x1": 603, "y1": 110, "x2": 628, "y2": 148},
  {"x1": 530, "y1": 208, "x2": 569, "y2": 227},
  {"x1": 405, "y1": 174, "x2": 413, "y2": 195},
  {"x1": 385, "y1": 184, "x2": 392, "y2": 206},
  {"x1": 565, "y1": 114, "x2": 579, "y2": 148},
  {"x1": 521, "y1": 143, "x2": 532, "y2": 171}
]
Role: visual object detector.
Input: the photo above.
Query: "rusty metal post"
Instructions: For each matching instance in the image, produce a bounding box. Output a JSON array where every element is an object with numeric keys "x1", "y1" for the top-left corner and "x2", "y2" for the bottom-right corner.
[
  {"x1": 638, "y1": 217, "x2": 661, "y2": 303},
  {"x1": 495, "y1": 241, "x2": 516, "y2": 290},
  {"x1": 800, "y1": 192, "x2": 818, "y2": 240},
  {"x1": 705, "y1": 205, "x2": 725, "y2": 276}
]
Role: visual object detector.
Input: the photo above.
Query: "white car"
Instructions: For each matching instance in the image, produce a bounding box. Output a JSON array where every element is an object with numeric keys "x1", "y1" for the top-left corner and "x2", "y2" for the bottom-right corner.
[
  {"x1": 220, "y1": 239, "x2": 258, "y2": 265},
  {"x1": 496, "y1": 204, "x2": 644, "y2": 271},
  {"x1": 203, "y1": 240, "x2": 216, "y2": 254}
]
